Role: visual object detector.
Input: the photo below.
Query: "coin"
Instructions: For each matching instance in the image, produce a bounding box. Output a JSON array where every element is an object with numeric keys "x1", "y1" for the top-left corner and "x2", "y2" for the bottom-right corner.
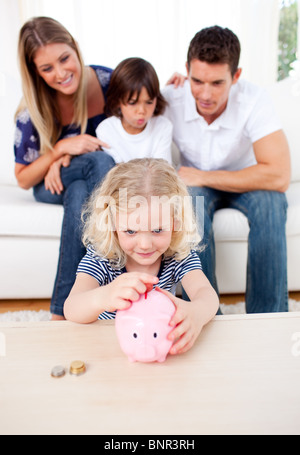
[
  {"x1": 70, "y1": 360, "x2": 86, "y2": 376},
  {"x1": 51, "y1": 365, "x2": 66, "y2": 378}
]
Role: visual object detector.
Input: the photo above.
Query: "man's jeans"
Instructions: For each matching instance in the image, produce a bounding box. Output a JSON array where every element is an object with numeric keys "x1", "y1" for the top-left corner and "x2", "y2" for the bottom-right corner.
[
  {"x1": 33, "y1": 151, "x2": 115, "y2": 316},
  {"x1": 188, "y1": 187, "x2": 288, "y2": 314}
]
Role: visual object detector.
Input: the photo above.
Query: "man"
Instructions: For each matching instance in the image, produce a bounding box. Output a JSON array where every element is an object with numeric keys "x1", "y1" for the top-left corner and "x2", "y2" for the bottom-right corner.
[{"x1": 163, "y1": 26, "x2": 291, "y2": 313}]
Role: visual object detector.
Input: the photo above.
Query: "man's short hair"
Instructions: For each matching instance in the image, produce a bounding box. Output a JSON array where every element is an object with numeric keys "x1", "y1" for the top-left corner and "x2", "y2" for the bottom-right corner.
[{"x1": 187, "y1": 26, "x2": 241, "y2": 77}]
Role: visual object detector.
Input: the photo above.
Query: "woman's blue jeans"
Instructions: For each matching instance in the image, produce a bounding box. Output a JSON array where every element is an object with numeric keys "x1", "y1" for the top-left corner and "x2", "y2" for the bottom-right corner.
[
  {"x1": 188, "y1": 187, "x2": 288, "y2": 314},
  {"x1": 33, "y1": 151, "x2": 115, "y2": 316}
]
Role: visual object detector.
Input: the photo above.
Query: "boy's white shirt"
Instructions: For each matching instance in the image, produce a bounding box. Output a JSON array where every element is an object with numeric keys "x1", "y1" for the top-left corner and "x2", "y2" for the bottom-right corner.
[{"x1": 96, "y1": 115, "x2": 173, "y2": 164}]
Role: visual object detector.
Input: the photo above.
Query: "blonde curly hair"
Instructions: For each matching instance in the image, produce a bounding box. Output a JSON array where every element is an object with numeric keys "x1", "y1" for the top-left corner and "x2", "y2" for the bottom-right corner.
[{"x1": 82, "y1": 158, "x2": 202, "y2": 268}]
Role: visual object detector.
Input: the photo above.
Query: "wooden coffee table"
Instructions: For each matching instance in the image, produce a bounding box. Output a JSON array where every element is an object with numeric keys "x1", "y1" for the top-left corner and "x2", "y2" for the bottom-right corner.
[{"x1": 1, "y1": 313, "x2": 300, "y2": 435}]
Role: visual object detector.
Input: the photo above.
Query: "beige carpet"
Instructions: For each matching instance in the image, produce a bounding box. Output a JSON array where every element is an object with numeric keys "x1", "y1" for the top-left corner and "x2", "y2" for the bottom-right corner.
[{"x1": 0, "y1": 300, "x2": 300, "y2": 322}]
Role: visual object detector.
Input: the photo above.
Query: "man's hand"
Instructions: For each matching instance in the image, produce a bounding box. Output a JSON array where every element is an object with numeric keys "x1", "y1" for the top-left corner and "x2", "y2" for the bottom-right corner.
[{"x1": 178, "y1": 166, "x2": 204, "y2": 187}]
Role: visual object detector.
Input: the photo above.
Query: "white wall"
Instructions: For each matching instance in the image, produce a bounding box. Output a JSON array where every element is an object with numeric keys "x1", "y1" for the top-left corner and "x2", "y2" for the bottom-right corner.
[{"x1": 1, "y1": 0, "x2": 282, "y2": 88}]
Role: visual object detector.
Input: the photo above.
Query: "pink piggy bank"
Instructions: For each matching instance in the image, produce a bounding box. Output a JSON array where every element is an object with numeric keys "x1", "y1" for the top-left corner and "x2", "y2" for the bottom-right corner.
[{"x1": 115, "y1": 288, "x2": 175, "y2": 363}]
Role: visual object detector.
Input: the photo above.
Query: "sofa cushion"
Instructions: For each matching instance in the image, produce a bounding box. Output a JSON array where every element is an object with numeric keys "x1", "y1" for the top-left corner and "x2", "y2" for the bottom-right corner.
[
  {"x1": 266, "y1": 77, "x2": 300, "y2": 183},
  {"x1": 0, "y1": 184, "x2": 63, "y2": 238},
  {"x1": 1, "y1": 182, "x2": 299, "y2": 242},
  {"x1": 0, "y1": 73, "x2": 22, "y2": 185},
  {"x1": 285, "y1": 182, "x2": 300, "y2": 237},
  {"x1": 213, "y1": 181, "x2": 300, "y2": 242},
  {"x1": 213, "y1": 208, "x2": 249, "y2": 242}
]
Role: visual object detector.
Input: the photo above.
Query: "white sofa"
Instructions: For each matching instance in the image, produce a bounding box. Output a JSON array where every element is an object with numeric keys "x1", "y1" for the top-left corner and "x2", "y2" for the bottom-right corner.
[
  {"x1": 0, "y1": 75, "x2": 300, "y2": 299},
  {"x1": 0, "y1": 74, "x2": 64, "y2": 299}
]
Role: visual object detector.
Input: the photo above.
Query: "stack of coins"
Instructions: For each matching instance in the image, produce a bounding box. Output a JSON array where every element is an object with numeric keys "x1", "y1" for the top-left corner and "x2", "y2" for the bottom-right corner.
[
  {"x1": 51, "y1": 361, "x2": 86, "y2": 378},
  {"x1": 69, "y1": 360, "x2": 86, "y2": 376},
  {"x1": 51, "y1": 366, "x2": 66, "y2": 378}
]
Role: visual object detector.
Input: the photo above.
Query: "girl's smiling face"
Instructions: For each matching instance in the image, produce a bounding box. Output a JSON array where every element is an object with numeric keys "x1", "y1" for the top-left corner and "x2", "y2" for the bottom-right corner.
[
  {"x1": 120, "y1": 86, "x2": 157, "y2": 134},
  {"x1": 34, "y1": 43, "x2": 82, "y2": 96},
  {"x1": 116, "y1": 200, "x2": 173, "y2": 272}
]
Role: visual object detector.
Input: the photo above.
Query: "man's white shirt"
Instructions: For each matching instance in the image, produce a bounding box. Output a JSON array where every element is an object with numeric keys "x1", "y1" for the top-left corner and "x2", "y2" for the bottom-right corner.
[{"x1": 162, "y1": 79, "x2": 282, "y2": 172}]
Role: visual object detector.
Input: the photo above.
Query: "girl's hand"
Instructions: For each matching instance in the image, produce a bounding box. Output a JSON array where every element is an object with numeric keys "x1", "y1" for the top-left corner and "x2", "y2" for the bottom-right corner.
[
  {"x1": 44, "y1": 155, "x2": 71, "y2": 195},
  {"x1": 105, "y1": 272, "x2": 159, "y2": 313},
  {"x1": 156, "y1": 288, "x2": 203, "y2": 355},
  {"x1": 55, "y1": 134, "x2": 110, "y2": 158},
  {"x1": 64, "y1": 272, "x2": 158, "y2": 324}
]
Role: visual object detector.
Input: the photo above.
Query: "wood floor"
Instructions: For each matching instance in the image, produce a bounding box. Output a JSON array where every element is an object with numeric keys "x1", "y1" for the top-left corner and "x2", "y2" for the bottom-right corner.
[
  {"x1": 0, "y1": 292, "x2": 300, "y2": 314},
  {"x1": 0, "y1": 299, "x2": 51, "y2": 314}
]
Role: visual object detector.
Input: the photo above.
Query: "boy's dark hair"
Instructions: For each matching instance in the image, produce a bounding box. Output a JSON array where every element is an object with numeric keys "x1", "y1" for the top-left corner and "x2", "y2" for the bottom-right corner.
[
  {"x1": 187, "y1": 26, "x2": 241, "y2": 77},
  {"x1": 105, "y1": 57, "x2": 167, "y2": 117}
]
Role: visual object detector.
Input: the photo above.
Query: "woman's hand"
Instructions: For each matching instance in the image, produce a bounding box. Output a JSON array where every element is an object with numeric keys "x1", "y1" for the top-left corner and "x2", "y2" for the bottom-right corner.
[
  {"x1": 44, "y1": 155, "x2": 71, "y2": 195},
  {"x1": 54, "y1": 134, "x2": 110, "y2": 158},
  {"x1": 45, "y1": 134, "x2": 111, "y2": 194}
]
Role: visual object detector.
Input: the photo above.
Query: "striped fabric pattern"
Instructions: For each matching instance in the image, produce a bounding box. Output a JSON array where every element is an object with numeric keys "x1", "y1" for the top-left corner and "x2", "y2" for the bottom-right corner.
[{"x1": 77, "y1": 245, "x2": 202, "y2": 320}]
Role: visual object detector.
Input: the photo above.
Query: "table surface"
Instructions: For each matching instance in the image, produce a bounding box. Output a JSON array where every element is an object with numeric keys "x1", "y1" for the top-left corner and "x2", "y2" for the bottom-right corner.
[{"x1": 1, "y1": 312, "x2": 300, "y2": 435}]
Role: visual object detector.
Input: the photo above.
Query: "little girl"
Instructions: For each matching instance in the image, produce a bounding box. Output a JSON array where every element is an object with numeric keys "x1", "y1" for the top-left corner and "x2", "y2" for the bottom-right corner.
[
  {"x1": 64, "y1": 158, "x2": 219, "y2": 356},
  {"x1": 95, "y1": 58, "x2": 173, "y2": 164}
]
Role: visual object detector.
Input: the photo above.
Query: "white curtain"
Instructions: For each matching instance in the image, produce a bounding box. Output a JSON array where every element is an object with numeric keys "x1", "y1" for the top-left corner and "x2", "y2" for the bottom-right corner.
[
  {"x1": 0, "y1": 0, "x2": 21, "y2": 89},
  {"x1": 298, "y1": 0, "x2": 300, "y2": 58},
  {"x1": 0, "y1": 0, "x2": 282, "y2": 93}
]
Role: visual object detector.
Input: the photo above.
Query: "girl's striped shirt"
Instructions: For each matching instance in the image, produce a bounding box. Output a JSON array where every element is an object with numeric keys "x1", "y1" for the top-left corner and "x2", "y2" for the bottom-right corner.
[{"x1": 77, "y1": 245, "x2": 202, "y2": 320}]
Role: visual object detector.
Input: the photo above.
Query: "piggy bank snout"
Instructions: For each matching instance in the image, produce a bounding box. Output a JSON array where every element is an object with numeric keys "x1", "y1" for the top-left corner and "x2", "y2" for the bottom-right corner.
[
  {"x1": 118, "y1": 317, "x2": 172, "y2": 363},
  {"x1": 136, "y1": 344, "x2": 156, "y2": 362},
  {"x1": 135, "y1": 324, "x2": 172, "y2": 362}
]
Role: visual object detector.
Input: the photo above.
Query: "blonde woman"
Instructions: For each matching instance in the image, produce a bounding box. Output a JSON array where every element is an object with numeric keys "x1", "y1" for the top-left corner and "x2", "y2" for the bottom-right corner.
[
  {"x1": 64, "y1": 158, "x2": 219, "y2": 356},
  {"x1": 14, "y1": 17, "x2": 115, "y2": 319}
]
